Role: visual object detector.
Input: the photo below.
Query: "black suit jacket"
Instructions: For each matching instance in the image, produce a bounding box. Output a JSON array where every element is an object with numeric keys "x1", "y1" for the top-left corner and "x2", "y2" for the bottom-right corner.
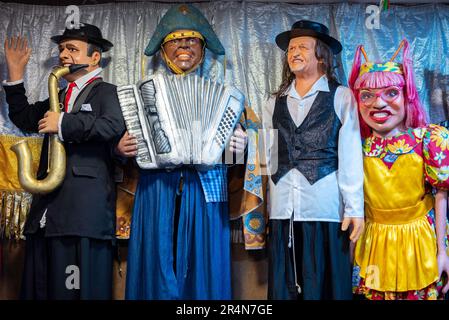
[{"x1": 4, "y1": 80, "x2": 126, "y2": 240}]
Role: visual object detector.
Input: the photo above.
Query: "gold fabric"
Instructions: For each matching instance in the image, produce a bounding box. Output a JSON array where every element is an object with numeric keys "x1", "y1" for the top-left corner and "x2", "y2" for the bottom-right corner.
[
  {"x1": 355, "y1": 153, "x2": 439, "y2": 292},
  {"x1": 0, "y1": 190, "x2": 33, "y2": 240},
  {"x1": 0, "y1": 135, "x2": 43, "y2": 191},
  {"x1": 0, "y1": 135, "x2": 42, "y2": 239}
]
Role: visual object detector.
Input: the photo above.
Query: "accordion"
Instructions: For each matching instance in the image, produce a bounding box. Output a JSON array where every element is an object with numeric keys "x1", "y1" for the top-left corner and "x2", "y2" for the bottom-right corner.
[{"x1": 117, "y1": 73, "x2": 245, "y2": 169}]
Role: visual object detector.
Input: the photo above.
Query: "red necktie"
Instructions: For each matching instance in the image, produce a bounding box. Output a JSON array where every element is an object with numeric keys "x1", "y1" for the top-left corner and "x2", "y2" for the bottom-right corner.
[
  {"x1": 64, "y1": 82, "x2": 76, "y2": 112},
  {"x1": 63, "y1": 77, "x2": 100, "y2": 112}
]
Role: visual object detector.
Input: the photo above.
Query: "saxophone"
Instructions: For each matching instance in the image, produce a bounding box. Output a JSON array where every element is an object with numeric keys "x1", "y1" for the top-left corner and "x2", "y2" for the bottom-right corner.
[{"x1": 11, "y1": 64, "x2": 88, "y2": 194}]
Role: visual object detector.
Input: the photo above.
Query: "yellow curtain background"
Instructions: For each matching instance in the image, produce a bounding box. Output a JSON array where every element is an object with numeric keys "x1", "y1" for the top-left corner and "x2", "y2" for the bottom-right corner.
[{"x1": 0, "y1": 135, "x2": 42, "y2": 240}]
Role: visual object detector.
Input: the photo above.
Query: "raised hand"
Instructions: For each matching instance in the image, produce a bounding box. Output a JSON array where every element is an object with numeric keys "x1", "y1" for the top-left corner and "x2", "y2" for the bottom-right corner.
[{"x1": 4, "y1": 36, "x2": 32, "y2": 82}]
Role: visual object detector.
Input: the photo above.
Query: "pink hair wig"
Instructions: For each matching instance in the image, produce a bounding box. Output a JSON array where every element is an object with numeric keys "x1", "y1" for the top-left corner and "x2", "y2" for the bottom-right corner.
[{"x1": 349, "y1": 40, "x2": 427, "y2": 138}]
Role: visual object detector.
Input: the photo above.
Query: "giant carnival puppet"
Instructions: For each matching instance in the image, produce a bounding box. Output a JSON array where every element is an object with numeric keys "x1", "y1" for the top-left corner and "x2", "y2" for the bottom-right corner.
[
  {"x1": 349, "y1": 39, "x2": 449, "y2": 300},
  {"x1": 115, "y1": 4, "x2": 265, "y2": 299},
  {"x1": 264, "y1": 20, "x2": 364, "y2": 300},
  {"x1": 2, "y1": 24, "x2": 125, "y2": 299}
]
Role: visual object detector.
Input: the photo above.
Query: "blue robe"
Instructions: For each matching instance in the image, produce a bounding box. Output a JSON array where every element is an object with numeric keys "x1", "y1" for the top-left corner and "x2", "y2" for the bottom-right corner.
[{"x1": 125, "y1": 167, "x2": 231, "y2": 299}]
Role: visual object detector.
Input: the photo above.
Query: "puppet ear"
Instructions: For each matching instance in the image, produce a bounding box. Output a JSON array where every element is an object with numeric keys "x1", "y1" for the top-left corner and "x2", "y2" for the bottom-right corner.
[
  {"x1": 348, "y1": 45, "x2": 364, "y2": 90},
  {"x1": 400, "y1": 39, "x2": 419, "y2": 102},
  {"x1": 400, "y1": 38, "x2": 427, "y2": 127}
]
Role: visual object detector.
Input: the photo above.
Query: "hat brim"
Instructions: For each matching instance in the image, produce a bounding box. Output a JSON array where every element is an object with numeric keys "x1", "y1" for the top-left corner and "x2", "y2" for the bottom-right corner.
[
  {"x1": 51, "y1": 35, "x2": 113, "y2": 52},
  {"x1": 275, "y1": 29, "x2": 342, "y2": 54}
]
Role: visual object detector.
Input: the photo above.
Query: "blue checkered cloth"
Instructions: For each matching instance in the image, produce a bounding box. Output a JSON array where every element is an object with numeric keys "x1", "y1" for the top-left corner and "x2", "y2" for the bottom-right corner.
[{"x1": 197, "y1": 165, "x2": 228, "y2": 203}]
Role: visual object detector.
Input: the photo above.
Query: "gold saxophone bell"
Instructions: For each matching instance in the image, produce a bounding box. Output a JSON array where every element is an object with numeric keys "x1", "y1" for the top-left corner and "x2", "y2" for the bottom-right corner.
[{"x1": 11, "y1": 64, "x2": 88, "y2": 194}]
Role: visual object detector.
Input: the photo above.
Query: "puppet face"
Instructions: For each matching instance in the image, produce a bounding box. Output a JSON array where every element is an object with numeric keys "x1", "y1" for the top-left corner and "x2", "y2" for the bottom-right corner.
[
  {"x1": 358, "y1": 85, "x2": 406, "y2": 137},
  {"x1": 163, "y1": 30, "x2": 203, "y2": 71},
  {"x1": 287, "y1": 36, "x2": 320, "y2": 76},
  {"x1": 58, "y1": 39, "x2": 100, "y2": 82}
]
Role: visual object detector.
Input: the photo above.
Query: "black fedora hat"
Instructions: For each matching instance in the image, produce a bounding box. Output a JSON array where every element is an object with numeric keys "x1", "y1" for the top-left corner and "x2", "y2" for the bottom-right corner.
[
  {"x1": 275, "y1": 20, "x2": 342, "y2": 54},
  {"x1": 51, "y1": 23, "x2": 113, "y2": 52}
]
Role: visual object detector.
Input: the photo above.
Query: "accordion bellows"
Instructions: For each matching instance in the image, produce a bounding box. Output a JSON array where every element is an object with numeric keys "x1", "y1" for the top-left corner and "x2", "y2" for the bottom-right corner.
[{"x1": 117, "y1": 73, "x2": 245, "y2": 169}]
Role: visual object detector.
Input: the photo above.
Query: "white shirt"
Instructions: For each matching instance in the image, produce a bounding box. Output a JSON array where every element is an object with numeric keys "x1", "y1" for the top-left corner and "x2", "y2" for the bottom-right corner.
[{"x1": 263, "y1": 75, "x2": 364, "y2": 222}]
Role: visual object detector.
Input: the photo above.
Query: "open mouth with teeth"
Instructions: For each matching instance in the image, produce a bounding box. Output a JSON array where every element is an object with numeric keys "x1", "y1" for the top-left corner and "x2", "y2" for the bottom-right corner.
[
  {"x1": 176, "y1": 51, "x2": 193, "y2": 61},
  {"x1": 370, "y1": 110, "x2": 392, "y2": 123}
]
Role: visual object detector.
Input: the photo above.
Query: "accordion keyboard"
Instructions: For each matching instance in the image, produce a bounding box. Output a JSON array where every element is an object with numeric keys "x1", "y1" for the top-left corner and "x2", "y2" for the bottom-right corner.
[
  {"x1": 116, "y1": 86, "x2": 153, "y2": 165},
  {"x1": 214, "y1": 107, "x2": 238, "y2": 147}
]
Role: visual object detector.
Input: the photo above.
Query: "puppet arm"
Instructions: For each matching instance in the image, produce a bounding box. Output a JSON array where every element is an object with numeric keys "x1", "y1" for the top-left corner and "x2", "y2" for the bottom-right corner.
[{"x1": 435, "y1": 189, "x2": 449, "y2": 293}]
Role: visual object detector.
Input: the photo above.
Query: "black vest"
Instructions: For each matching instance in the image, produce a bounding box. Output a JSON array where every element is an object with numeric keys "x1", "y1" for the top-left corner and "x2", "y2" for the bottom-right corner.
[{"x1": 271, "y1": 80, "x2": 341, "y2": 185}]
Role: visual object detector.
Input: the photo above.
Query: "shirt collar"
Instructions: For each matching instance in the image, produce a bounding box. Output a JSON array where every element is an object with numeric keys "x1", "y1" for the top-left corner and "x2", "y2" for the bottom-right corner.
[
  {"x1": 72, "y1": 67, "x2": 103, "y2": 89},
  {"x1": 287, "y1": 74, "x2": 329, "y2": 100}
]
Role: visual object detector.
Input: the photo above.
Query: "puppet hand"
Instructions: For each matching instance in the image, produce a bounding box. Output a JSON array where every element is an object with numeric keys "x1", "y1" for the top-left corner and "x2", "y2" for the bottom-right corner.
[
  {"x1": 115, "y1": 131, "x2": 138, "y2": 157},
  {"x1": 437, "y1": 251, "x2": 449, "y2": 294},
  {"x1": 341, "y1": 217, "x2": 364, "y2": 243},
  {"x1": 229, "y1": 123, "x2": 247, "y2": 154},
  {"x1": 38, "y1": 111, "x2": 60, "y2": 134},
  {"x1": 4, "y1": 36, "x2": 32, "y2": 82}
]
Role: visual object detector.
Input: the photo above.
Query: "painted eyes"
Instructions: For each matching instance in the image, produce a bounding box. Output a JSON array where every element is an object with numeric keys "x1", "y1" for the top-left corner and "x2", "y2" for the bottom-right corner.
[
  {"x1": 166, "y1": 38, "x2": 201, "y2": 47},
  {"x1": 359, "y1": 87, "x2": 401, "y2": 104},
  {"x1": 59, "y1": 47, "x2": 77, "y2": 53},
  {"x1": 384, "y1": 88, "x2": 400, "y2": 98},
  {"x1": 360, "y1": 92, "x2": 375, "y2": 102}
]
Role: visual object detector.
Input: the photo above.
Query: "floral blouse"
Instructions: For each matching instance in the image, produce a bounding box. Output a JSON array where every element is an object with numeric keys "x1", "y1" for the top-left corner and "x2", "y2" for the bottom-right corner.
[{"x1": 362, "y1": 124, "x2": 449, "y2": 190}]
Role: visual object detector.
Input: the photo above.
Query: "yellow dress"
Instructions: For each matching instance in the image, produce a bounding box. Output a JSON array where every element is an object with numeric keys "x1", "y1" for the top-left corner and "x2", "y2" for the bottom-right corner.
[{"x1": 354, "y1": 125, "x2": 449, "y2": 297}]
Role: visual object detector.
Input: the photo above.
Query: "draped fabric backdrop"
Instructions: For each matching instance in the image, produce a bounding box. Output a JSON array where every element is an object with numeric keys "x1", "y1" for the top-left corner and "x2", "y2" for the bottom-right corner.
[
  {"x1": 0, "y1": 1, "x2": 449, "y2": 238},
  {"x1": 1, "y1": 1, "x2": 449, "y2": 125}
]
